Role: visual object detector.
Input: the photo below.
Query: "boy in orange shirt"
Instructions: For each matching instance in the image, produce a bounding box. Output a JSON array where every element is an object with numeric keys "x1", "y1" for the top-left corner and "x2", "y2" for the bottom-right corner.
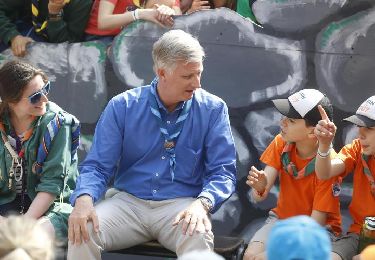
[
  {"x1": 243, "y1": 89, "x2": 342, "y2": 260},
  {"x1": 315, "y1": 95, "x2": 375, "y2": 260}
]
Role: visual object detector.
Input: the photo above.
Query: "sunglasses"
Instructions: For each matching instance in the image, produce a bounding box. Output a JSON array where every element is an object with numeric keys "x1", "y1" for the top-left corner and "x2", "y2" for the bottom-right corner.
[{"x1": 26, "y1": 81, "x2": 51, "y2": 104}]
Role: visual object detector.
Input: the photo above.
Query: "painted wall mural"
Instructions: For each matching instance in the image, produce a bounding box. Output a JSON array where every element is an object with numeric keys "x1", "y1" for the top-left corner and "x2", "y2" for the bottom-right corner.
[{"x1": 1, "y1": 1, "x2": 375, "y2": 257}]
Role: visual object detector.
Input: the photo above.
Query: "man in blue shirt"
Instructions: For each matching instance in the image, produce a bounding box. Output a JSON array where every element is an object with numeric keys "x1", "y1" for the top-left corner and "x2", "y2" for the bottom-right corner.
[{"x1": 67, "y1": 29, "x2": 237, "y2": 259}]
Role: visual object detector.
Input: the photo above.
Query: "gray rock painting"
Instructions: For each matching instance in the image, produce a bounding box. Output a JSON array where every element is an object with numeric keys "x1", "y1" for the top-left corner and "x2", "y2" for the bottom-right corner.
[
  {"x1": 316, "y1": 7, "x2": 375, "y2": 112},
  {"x1": 253, "y1": 0, "x2": 348, "y2": 32},
  {"x1": 1, "y1": 1, "x2": 375, "y2": 257},
  {"x1": 0, "y1": 42, "x2": 108, "y2": 124}
]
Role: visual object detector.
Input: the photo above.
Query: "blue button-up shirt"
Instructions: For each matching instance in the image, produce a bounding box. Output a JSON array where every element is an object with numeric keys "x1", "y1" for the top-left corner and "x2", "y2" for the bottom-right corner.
[{"x1": 70, "y1": 83, "x2": 236, "y2": 211}]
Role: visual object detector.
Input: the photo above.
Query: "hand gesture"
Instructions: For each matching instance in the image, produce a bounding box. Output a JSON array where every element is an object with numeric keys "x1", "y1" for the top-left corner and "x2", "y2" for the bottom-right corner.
[
  {"x1": 246, "y1": 166, "x2": 267, "y2": 193},
  {"x1": 68, "y1": 195, "x2": 99, "y2": 245},
  {"x1": 172, "y1": 199, "x2": 211, "y2": 236},
  {"x1": 48, "y1": 0, "x2": 67, "y2": 14},
  {"x1": 186, "y1": 0, "x2": 210, "y2": 14},
  {"x1": 314, "y1": 105, "x2": 336, "y2": 147},
  {"x1": 10, "y1": 35, "x2": 33, "y2": 57}
]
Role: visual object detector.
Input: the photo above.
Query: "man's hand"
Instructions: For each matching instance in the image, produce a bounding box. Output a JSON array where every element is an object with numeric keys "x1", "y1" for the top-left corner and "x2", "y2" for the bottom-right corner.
[
  {"x1": 10, "y1": 35, "x2": 33, "y2": 57},
  {"x1": 186, "y1": 0, "x2": 210, "y2": 14},
  {"x1": 314, "y1": 105, "x2": 336, "y2": 149},
  {"x1": 68, "y1": 195, "x2": 99, "y2": 245},
  {"x1": 48, "y1": 0, "x2": 67, "y2": 14},
  {"x1": 246, "y1": 166, "x2": 267, "y2": 193},
  {"x1": 172, "y1": 199, "x2": 211, "y2": 236}
]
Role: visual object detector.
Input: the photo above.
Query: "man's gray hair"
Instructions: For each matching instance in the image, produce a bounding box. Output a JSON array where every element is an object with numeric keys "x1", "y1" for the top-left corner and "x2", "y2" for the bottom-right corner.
[{"x1": 152, "y1": 30, "x2": 205, "y2": 73}]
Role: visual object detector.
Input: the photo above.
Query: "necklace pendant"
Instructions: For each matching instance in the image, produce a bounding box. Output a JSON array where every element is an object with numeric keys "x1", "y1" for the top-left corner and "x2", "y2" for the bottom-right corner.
[{"x1": 164, "y1": 141, "x2": 175, "y2": 149}]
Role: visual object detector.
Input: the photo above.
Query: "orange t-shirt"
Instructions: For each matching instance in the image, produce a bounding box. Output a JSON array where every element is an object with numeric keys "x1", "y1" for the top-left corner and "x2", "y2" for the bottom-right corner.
[
  {"x1": 85, "y1": 0, "x2": 135, "y2": 36},
  {"x1": 260, "y1": 134, "x2": 342, "y2": 236},
  {"x1": 337, "y1": 139, "x2": 375, "y2": 234}
]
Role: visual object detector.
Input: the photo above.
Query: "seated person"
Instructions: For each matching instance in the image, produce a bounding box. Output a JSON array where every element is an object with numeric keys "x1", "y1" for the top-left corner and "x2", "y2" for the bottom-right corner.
[
  {"x1": 315, "y1": 95, "x2": 375, "y2": 260},
  {"x1": 243, "y1": 89, "x2": 342, "y2": 260},
  {"x1": 84, "y1": 0, "x2": 181, "y2": 42},
  {"x1": 0, "y1": 215, "x2": 54, "y2": 260},
  {"x1": 67, "y1": 29, "x2": 236, "y2": 259},
  {"x1": 0, "y1": 60, "x2": 80, "y2": 244},
  {"x1": 0, "y1": 0, "x2": 92, "y2": 57}
]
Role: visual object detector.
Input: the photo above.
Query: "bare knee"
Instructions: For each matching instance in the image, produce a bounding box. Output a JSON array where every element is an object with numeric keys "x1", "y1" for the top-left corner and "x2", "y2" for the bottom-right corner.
[
  {"x1": 243, "y1": 242, "x2": 265, "y2": 260},
  {"x1": 331, "y1": 252, "x2": 343, "y2": 260},
  {"x1": 39, "y1": 217, "x2": 56, "y2": 240}
]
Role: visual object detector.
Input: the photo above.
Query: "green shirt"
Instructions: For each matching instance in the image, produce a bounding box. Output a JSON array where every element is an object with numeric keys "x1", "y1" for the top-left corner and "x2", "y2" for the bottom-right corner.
[
  {"x1": 0, "y1": 102, "x2": 78, "y2": 218},
  {"x1": 0, "y1": 0, "x2": 92, "y2": 45}
]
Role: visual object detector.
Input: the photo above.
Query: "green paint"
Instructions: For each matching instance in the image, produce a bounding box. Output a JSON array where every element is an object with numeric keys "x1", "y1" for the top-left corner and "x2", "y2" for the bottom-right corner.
[
  {"x1": 82, "y1": 42, "x2": 107, "y2": 63},
  {"x1": 114, "y1": 20, "x2": 143, "y2": 62},
  {"x1": 320, "y1": 12, "x2": 364, "y2": 49}
]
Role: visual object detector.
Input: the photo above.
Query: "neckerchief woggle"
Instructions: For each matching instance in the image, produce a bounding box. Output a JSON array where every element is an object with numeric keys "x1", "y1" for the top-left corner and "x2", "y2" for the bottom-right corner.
[
  {"x1": 362, "y1": 154, "x2": 375, "y2": 197},
  {"x1": 281, "y1": 142, "x2": 316, "y2": 179},
  {"x1": 148, "y1": 77, "x2": 192, "y2": 182}
]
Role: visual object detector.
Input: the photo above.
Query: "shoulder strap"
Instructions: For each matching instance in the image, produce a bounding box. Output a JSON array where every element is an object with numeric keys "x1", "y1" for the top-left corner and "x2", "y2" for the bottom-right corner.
[{"x1": 33, "y1": 112, "x2": 80, "y2": 175}]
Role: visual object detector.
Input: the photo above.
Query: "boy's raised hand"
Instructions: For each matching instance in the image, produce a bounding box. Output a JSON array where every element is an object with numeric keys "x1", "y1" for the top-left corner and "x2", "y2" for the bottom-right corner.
[
  {"x1": 315, "y1": 105, "x2": 336, "y2": 146},
  {"x1": 246, "y1": 166, "x2": 267, "y2": 193}
]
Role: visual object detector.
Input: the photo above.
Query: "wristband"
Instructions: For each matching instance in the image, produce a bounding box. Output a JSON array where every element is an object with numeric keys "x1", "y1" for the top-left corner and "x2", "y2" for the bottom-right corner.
[
  {"x1": 134, "y1": 9, "x2": 139, "y2": 20},
  {"x1": 317, "y1": 143, "x2": 332, "y2": 158}
]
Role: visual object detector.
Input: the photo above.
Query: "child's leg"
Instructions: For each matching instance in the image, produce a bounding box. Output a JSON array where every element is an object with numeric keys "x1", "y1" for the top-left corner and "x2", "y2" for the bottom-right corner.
[
  {"x1": 243, "y1": 241, "x2": 265, "y2": 260},
  {"x1": 331, "y1": 233, "x2": 359, "y2": 260},
  {"x1": 243, "y1": 211, "x2": 278, "y2": 260}
]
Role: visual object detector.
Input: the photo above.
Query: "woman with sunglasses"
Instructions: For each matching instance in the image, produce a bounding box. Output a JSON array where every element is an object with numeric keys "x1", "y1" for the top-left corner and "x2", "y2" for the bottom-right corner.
[{"x1": 0, "y1": 60, "x2": 79, "y2": 246}]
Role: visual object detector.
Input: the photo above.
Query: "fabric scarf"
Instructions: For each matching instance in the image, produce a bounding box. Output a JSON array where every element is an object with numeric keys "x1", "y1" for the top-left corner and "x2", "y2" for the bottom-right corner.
[
  {"x1": 281, "y1": 142, "x2": 316, "y2": 179},
  {"x1": 0, "y1": 121, "x2": 34, "y2": 190},
  {"x1": 362, "y1": 154, "x2": 375, "y2": 197},
  {"x1": 148, "y1": 77, "x2": 192, "y2": 181}
]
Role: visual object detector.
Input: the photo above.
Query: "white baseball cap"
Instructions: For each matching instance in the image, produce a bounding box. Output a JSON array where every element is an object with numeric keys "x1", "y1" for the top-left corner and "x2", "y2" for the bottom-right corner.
[
  {"x1": 344, "y1": 96, "x2": 375, "y2": 127},
  {"x1": 272, "y1": 89, "x2": 332, "y2": 124}
]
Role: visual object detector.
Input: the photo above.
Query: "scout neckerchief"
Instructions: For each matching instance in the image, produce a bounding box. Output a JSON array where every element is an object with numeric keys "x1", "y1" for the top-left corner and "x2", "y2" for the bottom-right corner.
[
  {"x1": 0, "y1": 120, "x2": 35, "y2": 214},
  {"x1": 31, "y1": 0, "x2": 70, "y2": 37},
  {"x1": 281, "y1": 142, "x2": 316, "y2": 179},
  {"x1": 148, "y1": 77, "x2": 192, "y2": 182},
  {"x1": 0, "y1": 121, "x2": 34, "y2": 188},
  {"x1": 362, "y1": 154, "x2": 375, "y2": 197}
]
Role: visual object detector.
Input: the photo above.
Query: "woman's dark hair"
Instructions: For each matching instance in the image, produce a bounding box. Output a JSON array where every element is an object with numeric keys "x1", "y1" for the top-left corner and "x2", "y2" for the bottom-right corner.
[{"x1": 0, "y1": 61, "x2": 48, "y2": 118}]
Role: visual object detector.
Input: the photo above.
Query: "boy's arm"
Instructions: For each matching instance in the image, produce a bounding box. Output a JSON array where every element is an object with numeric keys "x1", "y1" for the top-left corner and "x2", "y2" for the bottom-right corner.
[
  {"x1": 315, "y1": 105, "x2": 346, "y2": 179},
  {"x1": 24, "y1": 192, "x2": 56, "y2": 219},
  {"x1": 311, "y1": 209, "x2": 327, "y2": 226},
  {"x1": 247, "y1": 165, "x2": 278, "y2": 202}
]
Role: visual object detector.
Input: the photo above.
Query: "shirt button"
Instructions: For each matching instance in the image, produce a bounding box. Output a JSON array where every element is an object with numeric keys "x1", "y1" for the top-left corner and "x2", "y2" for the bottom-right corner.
[
  {"x1": 155, "y1": 173, "x2": 159, "y2": 177},
  {"x1": 161, "y1": 156, "x2": 165, "y2": 160},
  {"x1": 166, "y1": 121, "x2": 171, "y2": 124},
  {"x1": 153, "y1": 189, "x2": 157, "y2": 194}
]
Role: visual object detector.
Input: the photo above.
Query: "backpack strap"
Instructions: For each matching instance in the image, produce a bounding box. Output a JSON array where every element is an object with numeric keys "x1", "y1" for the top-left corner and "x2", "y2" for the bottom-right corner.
[{"x1": 33, "y1": 112, "x2": 80, "y2": 175}]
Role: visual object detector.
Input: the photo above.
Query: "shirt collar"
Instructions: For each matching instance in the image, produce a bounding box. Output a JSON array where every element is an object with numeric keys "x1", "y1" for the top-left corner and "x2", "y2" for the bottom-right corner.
[{"x1": 151, "y1": 77, "x2": 185, "y2": 113}]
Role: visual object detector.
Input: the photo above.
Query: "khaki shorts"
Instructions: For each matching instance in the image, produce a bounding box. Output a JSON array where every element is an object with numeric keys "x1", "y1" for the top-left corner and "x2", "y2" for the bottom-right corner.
[
  {"x1": 331, "y1": 233, "x2": 359, "y2": 260},
  {"x1": 250, "y1": 211, "x2": 278, "y2": 245}
]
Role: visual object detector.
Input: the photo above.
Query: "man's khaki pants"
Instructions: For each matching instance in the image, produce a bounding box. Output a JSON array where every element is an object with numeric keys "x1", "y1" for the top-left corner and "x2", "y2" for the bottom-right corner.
[{"x1": 68, "y1": 191, "x2": 214, "y2": 260}]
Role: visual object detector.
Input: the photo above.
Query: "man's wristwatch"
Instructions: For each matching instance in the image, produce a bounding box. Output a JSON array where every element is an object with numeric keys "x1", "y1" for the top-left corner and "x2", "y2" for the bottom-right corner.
[
  {"x1": 48, "y1": 10, "x2": 63, "y2": 21},
  {"x1": 198, "y1": 197, "x2": 213, "y2": 212}
]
